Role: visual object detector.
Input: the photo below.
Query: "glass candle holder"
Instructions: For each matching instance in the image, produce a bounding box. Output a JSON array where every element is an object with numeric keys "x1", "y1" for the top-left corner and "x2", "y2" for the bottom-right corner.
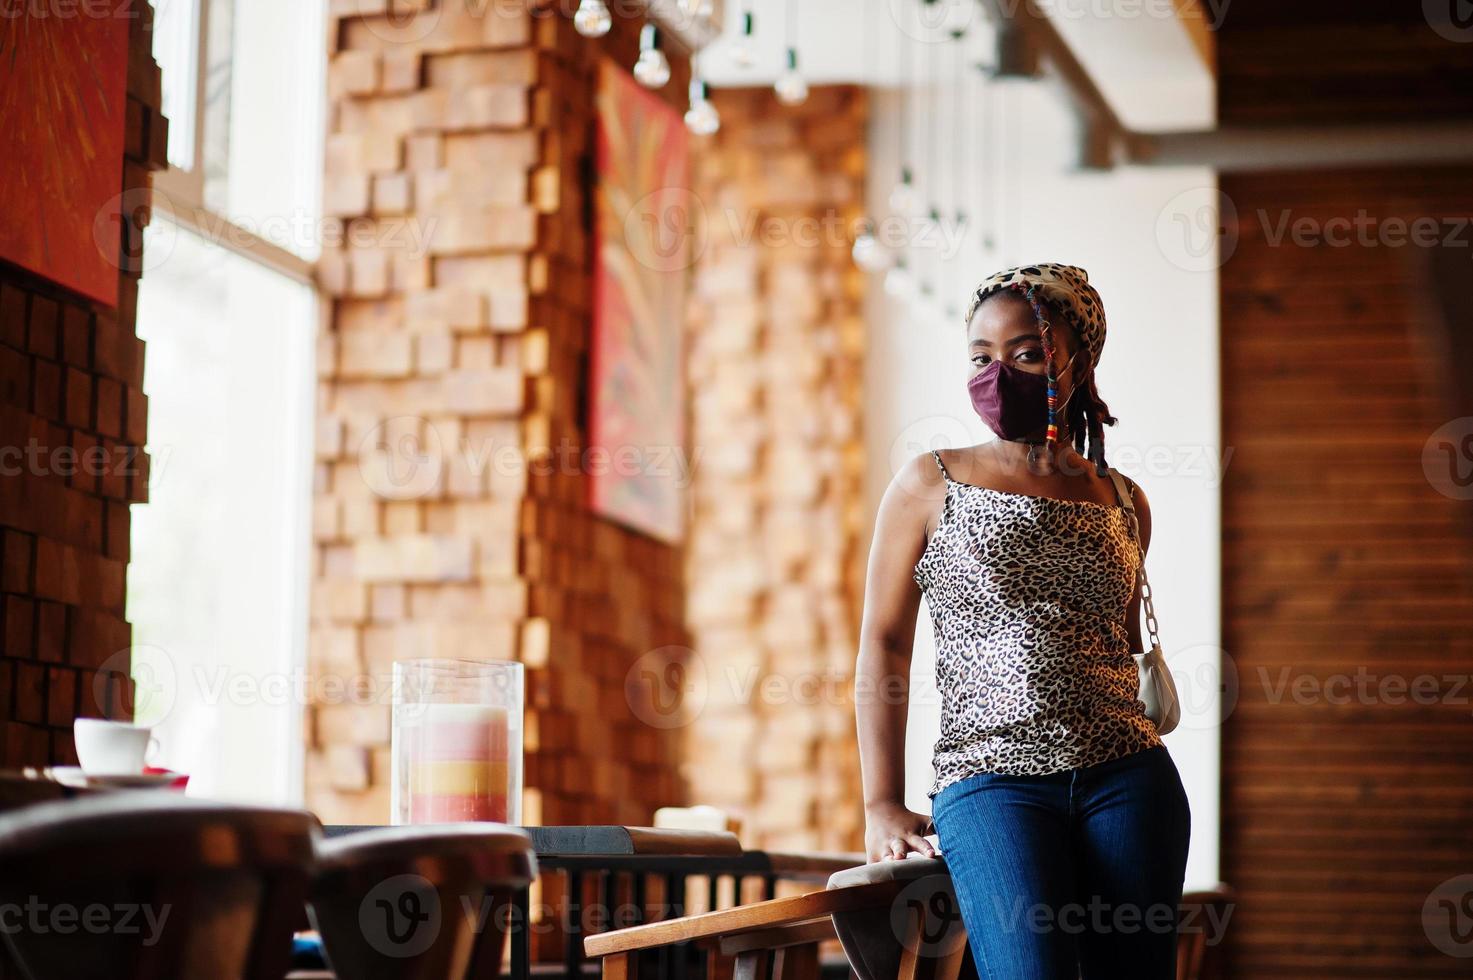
[{"x1": 391, "y1": 659, "x2": 524, "y2": 826}]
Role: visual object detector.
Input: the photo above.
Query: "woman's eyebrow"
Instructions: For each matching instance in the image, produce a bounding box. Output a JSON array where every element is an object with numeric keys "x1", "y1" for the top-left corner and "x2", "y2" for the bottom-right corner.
[{"x1": 970, "y1": 333, "x2": 1040, "y2": 348}]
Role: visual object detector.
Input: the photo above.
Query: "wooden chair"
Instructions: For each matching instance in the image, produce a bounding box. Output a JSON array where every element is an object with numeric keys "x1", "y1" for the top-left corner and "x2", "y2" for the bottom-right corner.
[
  {"x1": 308, "y1": 824, "x2": 536, "y2": 980},
  {"x1": 0, "y1": 793, "x2": 319, "y2": 980},
  {"x1": 1176, "y1": 886, "x2": 1235, "y2": 980},
  {"x1": 583, "y1": 874, "x2": 968, "y2": 980},
  {"x1": 586, "y1": 855, "x2": 1231, "y2": 980}
]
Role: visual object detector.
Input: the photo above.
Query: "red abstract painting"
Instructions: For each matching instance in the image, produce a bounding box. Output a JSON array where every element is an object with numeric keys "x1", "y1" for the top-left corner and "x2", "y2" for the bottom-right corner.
[
  {"x1": 0, "y1": 9, "x2": 130, "y2": 307},
  {"x1": 590, "y1": 61, "x2": 691, "y2": 543}
]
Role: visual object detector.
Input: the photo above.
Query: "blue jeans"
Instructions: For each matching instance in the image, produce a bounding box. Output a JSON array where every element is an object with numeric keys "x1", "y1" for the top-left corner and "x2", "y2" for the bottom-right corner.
[{"x1": 930, "y1": 745, "x2": 1191, "y2": 980}]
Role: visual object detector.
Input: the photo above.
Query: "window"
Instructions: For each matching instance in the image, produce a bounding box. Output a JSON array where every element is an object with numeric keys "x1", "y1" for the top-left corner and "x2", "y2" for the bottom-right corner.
[{"x1": 129, "y1": 0, "x2": 326, "y2": 803}]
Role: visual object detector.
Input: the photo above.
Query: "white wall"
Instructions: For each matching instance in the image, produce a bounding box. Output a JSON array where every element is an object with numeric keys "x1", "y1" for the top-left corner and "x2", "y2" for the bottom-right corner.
[{"x1": 863, "y1": 80, "x2": 1223, "y2": 889}]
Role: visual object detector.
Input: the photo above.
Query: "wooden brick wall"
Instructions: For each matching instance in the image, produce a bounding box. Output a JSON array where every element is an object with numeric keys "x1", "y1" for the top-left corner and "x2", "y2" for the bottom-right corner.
[
  {"x1": 308, "y1": 2, "x2": 693, "y2": 827},
  {"x1": 1216, "y1": 5, "x2": 1473, "y2": 125},
  {"x1": 682, "y1": 87, "x2": 869, "y2": 853},
  {"x1": 1220, "y1": 166, "x2": 1473, "y2": 977},
  {"x1": 0, "y1": 9, "x2": 167, "y2": 766}
]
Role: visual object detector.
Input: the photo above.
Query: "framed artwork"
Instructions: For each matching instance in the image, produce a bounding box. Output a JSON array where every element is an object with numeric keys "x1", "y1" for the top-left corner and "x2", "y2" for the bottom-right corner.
[
  {"x1": 0, "y1": 10, "x2": 130, "y2": 307},
  {"x1": 589, "y1": 60, "x2": 692, "y2": 544}
]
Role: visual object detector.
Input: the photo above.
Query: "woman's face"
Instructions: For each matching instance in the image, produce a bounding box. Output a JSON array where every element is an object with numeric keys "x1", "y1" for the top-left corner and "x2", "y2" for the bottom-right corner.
[{"x1": 966, "y1": 292, "x2": 1080, "y2": 402}]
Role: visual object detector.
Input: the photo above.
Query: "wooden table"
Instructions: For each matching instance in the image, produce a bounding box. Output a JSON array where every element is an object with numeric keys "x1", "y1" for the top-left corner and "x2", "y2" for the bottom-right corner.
[
  {"x1": 0, "y1": 772, "x2": 87, "y2": 813},
  {"x1": 324, "y1": 824, "x2": 861, "y2": 980}
]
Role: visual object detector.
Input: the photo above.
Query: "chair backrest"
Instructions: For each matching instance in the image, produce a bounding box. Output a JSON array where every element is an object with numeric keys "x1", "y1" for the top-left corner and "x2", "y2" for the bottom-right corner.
[
  {"x1": 309, "y1": 824, "x2": 537, "y2": 980},
  {"x1": 0, "y1": 793, "x2": 319, "y2": 980},
  {"x1": 1177, "y1": 886, "x2": 1236, "y2": 980}
]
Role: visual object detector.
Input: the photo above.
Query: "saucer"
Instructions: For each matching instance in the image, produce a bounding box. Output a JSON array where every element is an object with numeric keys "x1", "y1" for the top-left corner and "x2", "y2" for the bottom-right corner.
[{"x1": 50, "y1": 767, "x2": 187, "y2": 790}]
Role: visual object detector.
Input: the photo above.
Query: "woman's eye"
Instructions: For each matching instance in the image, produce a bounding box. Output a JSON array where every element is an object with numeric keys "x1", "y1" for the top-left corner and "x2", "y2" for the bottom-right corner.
[{"x1": 972, "y1": 355, "x2": 991, "y2": 366}]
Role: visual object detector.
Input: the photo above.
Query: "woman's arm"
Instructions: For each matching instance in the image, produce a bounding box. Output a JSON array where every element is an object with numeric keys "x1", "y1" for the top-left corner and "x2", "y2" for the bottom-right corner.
[
  {"x1": 856, "y1": 453, "x2": 945, "y2": 861},
  {"x1": 1124, "y1": 477, "x2": 1154, "y2": 652}
]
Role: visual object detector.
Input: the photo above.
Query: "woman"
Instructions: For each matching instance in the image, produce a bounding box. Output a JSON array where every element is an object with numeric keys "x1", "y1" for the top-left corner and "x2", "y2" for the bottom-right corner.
[{"x1": 856, "y1": 263, "x2": 1191, "y2": 979}]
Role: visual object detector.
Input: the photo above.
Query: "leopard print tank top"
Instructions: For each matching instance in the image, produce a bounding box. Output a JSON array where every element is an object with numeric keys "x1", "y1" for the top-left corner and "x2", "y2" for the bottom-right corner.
[{"x1": 915, "y1": 450, "x2": 1161, "y2": 797}]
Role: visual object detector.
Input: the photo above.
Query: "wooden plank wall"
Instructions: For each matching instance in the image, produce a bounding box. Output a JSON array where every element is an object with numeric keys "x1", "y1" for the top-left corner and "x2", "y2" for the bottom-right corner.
[
  {"x1": 1216, "y1": 4, "x2": 1473, "y2": 125},
  {"x1": 1220, "y1": 166, "x2": 1473, "y2": 977}
]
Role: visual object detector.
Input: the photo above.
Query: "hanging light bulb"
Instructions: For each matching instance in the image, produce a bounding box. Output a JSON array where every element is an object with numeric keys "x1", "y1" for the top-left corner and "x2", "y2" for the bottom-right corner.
[
  {"x1": 685, "y1": 78, "x2": 721, "y2": 135},
  {"x1": 573, "y1": 0, "x2": 612, "y2": 37},
  {"x1": 852, "y1": 220, "x2": 892, "y2": 273},
  {"x1": 634, "y1": 24, "x2": 671, "y2": 88},
  {"x1": 889, "y1": 167, "x2": 920, "y2": 217},
  {"x1": 729, "y1": 8, "x2": 756, "y2": 68},
  {"x1": 885, "y1": 258, "x2": 912, "y2": 299},
  {"x1": 775, "y1": 47, "x2": 808, "y2": 106}
]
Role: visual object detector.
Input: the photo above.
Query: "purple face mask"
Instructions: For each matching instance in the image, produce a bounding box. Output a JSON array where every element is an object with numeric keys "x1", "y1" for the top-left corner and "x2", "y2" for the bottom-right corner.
[{"x1": 967, "y1": 351, "x2": 1081, "y2": 442}]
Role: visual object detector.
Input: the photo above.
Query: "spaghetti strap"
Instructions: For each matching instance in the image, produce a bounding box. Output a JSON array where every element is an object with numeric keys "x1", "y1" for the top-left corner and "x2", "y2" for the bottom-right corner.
[{"x1": 929, "y1": 449, "x2": 954, "y2": 483}]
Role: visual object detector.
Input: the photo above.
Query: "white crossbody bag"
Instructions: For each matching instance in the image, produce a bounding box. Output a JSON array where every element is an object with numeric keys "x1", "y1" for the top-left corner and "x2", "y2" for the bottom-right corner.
[{"x1": 1106, "y1": 468, "x2": 1182, "y2": 735}]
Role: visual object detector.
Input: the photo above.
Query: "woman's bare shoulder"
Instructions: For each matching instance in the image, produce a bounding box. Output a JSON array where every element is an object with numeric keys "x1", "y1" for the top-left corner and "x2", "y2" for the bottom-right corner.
[{"x1": 885, "y1": 450, "x2": 948, "y2": 511}]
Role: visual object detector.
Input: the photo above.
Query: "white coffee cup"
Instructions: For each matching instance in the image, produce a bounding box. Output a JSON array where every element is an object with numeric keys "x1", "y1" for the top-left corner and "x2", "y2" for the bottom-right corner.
[{"x1": 74, "y1": 719, "x2": 157, "y2": 776}]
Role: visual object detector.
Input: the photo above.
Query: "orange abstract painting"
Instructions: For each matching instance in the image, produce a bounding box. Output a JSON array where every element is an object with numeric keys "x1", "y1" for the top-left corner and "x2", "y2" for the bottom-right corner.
[
  {"x1": 0, "y1": 9, "x2": 130, "y2": 307},
  {"x1": 590, "y1": 61, "x2": 691, "y2": 543}
]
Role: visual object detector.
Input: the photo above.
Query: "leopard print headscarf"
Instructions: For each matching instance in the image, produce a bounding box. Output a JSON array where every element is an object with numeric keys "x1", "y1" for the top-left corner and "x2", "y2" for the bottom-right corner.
[{"x1": 965, "y1": 262, "x2": 1107, "y2": 369}]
